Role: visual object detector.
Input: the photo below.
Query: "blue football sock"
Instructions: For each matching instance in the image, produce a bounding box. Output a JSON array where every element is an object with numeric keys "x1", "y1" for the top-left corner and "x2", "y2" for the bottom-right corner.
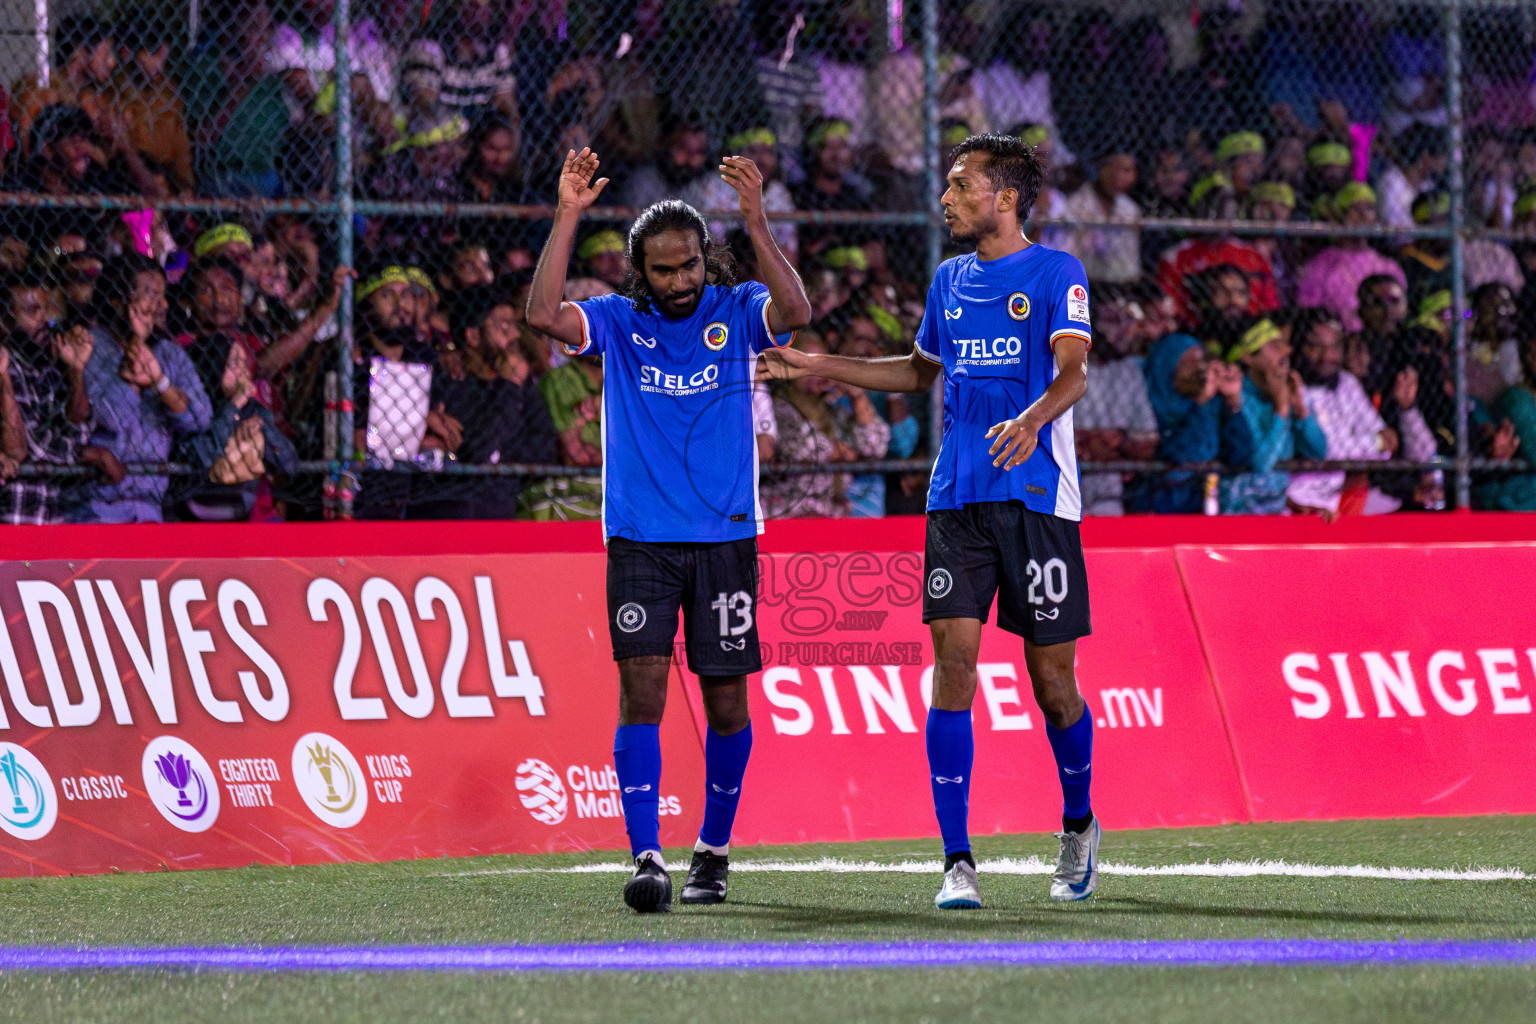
[
  {"x1": 926, "y1": 708, "x2": 974, "y2": 856},
  {"x1": 1046, "y1": 711, "x2": 1094, "y2": 821},
  {"x1": 699, "y1": 722, "x2": 752, "y2": 850},
  {"x1": 613, "y1": 723, "x2": 662, "y2": 858}
]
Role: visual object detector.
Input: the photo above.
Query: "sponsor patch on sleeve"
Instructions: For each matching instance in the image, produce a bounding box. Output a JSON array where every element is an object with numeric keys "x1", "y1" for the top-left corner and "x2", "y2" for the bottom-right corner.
[{"x1": 1066, "y1": 283, "x2": 1091, "y2": 325}]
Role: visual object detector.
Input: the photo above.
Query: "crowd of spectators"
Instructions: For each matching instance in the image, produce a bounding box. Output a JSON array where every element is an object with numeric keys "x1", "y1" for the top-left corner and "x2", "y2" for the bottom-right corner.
[{"x1": 4, "y1": 1, "x2": 1536, "y2": 523}]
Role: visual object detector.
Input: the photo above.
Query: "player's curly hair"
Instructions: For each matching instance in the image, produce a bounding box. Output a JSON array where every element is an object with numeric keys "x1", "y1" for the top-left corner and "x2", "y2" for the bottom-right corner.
[
  {"x1": 947, "y1": 133, "x2": 1045, "y2": 221},
  {"x1": 622, "y1": 200, "x2": 737, "y2": 315}
]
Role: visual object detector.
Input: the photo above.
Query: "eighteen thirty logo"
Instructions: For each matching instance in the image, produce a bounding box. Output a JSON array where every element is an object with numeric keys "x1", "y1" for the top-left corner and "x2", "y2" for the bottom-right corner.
[
  {"x1": 142, "y1": 736, "x2": 221, "y2": 833},
  {"x1": 0, "y1": 743, "x2": 56, "y2": 841},
  {"x1": 515, "y1": 758, "x2": 568, "y2": 824},
  {"x1": 291, "y1": 732, "x2": 368, "y2": 828}
]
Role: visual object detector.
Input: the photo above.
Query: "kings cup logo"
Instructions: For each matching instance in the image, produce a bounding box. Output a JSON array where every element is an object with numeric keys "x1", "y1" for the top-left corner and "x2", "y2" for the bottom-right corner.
[
  {"x1": 703, "y1": 322, "x2": 729, "y2": 351},
  {"x1": 0, "y1": 743, "x2": 56, "y2": 841},
  {"x1": 142, "y1": 736, "x2": 220, "y2": 833},
  {"x1": 515, "y1": 758, "x2": 568, "y2": 824},
  {"x1": 1007, "y1": 292, "x2": 1031, "y2": 320},
  {"x1": 291, "y1": 732, "x2": 368, "y2": 828}
]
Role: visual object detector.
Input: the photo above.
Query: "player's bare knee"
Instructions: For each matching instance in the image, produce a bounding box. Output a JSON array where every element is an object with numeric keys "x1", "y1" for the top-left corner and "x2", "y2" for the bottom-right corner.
[
  {"x1": 618, "y1": 656, "x2": 669, "y2": 725},
  {"x1": 931, "y1": 653, "x2": 978, "y2": 711},
  {"x1": 1031, "y1": 674, "x2": 1085, "y2": 730},
  {"x1": 700, "y1": 676, "x2": 750, "y2": 734}
]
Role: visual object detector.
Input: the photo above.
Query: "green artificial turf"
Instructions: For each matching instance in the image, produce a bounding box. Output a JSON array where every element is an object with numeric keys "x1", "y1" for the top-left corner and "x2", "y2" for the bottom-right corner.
[{"x1": 0, "y1": 815, "x2": 1532, "y2": 1022}]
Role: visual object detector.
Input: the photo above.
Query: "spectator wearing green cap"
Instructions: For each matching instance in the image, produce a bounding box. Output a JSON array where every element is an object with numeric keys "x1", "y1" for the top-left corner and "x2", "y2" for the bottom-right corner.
[
  {"x1": 793, "y1": 117, "x2": 875, "y2": 253},
  {"x1": 1061, "y1": 152, "x2": 1141, "y2": 284},
  {"x1": 1378, "y1": 125, "x2": 1447, "y2": 231},
  {"x1": 1249, "y1": 181, "x2": 1298, "y2": 302},
  {"x1": 695, "y1": 128, "x2": 799, "y2": 265},
  {"x1": 1215, "y1": 131, "x2": 1266, "y2": 204},
  {"x1": 1301, "y1": 140, "x2": 1353, "y2": 215},
  {"x1": 1219, "y1": 316, "x2": 1327, "y2": 515},
  {"x1": 567, "y1": 230, "x2": 628, "y2": 303},
  {"x1": 1297, "y1": 182, "x2": 1406, "y2": 332}
]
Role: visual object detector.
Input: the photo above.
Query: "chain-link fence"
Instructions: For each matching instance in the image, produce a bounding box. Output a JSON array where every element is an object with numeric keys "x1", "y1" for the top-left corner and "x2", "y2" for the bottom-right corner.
[{"x1": 1, "y1": 1, "x2": 1533, "y2": 523}]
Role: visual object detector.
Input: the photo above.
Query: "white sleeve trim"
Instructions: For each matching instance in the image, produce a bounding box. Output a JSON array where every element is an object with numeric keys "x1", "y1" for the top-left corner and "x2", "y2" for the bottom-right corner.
[{"x1": 560, "y1": 302, "x2": 594, "y2": 356}]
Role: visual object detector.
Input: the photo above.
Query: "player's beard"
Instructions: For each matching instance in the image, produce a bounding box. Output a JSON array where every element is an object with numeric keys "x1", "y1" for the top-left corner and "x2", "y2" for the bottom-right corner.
[{"x1": 657, "y1": 285, "x2": 703, "y2": 318}]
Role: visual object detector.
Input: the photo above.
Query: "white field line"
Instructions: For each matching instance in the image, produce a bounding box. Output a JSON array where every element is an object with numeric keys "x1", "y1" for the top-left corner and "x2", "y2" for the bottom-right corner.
[{"x1": 434, "y1": 857, "x2": 1527, "y2": 882}]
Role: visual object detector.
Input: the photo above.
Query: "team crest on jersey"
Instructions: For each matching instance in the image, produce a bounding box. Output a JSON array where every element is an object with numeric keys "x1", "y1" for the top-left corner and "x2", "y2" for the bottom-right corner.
[
  {"x1": 703, "y1": 322, "x2": 729, "y2": 351},
  {"x1": 1007, "y1": 292, "x2": 1031, "y2": 321}
]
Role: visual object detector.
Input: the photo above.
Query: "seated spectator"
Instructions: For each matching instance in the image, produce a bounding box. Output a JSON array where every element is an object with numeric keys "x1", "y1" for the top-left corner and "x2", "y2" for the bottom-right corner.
[
  {"x1": 1156, "y1": 177, "x2": 1279, "y2": 327},
  {"x1": 794, "y1": 118, "x2": 875, "y2": 252},
  {"x1": 978, "y1": 9, "x2": 1061, "y2": 154},
  {"x1": 80, "y1": 255, "x2": 213, "y2": 522},
  {"x1": 1075, "y1": 284, "x2": 1160, "y2": 516},
  {"x1": 1062, "y1": 151, "x2": 1140, "y2": 283},
  {"x1": 1248, "y1": 181, "x2": 1299, "y2": 302},
  {"x1": 566, "y1": 231, "x2": 625, "y2": 302},
  {"x1": 695, "y1": 127, "x2": 799, "y2": 266},
  {"x1": 181, "y1": 0, "x2": 288, "y2": 198},
  {"x1": 762, "y1": 332, "x2": 890, "y2": 519},
  {"x1": 106, "y1": 17, "x2": 194, "y2": 194},
  {"x1": 1190, "y1": 263, "x2": 1258, "y2": 355},
  {"x1": 1297, "y1": 183, "x2": 1407, "y2": 332},
  {"x1": 1286, "y1": 309, "x2": 1405, "y2": 517},
  {"x1": 1474, "y1": 335, "x2": 1536, "y2": 510},
  {"x1": 1142, "y1": 329, "x2": 1255, "y2": 514},
  {"x1": 1, "y1": 269, "x2": 101, "y2": 523},
  {"x1": 1015, "y1": 124, "x2": 1071, "y2": 248},
  {"x1": 192, "y1": 223, "x2": 255, "y2": 272},
  {"x1": 367, "y1": 110, "x2": 469, "y2": 256},
  {"x1": 1467, "y1": 281, "x2": 1523, "y2": 407},
  {"x1": 1398, "y1": 191, "x2": 1453, "y2": 307},
  {"x1": 350, "y1": 266, "x2": 463, "y2": 520},
  {"x1": 1347, "y1": 273, "x2": 1411, "y2": 399},
  {"x1": 7, "y1": 16, "x2": 117, "y2": 160},
  {"x1": 831, "y1": 317, "x2": 917, "y2": 518},
  {"x1": 265, "y1": 0, "x2": 397, "y2": 144},
  {"x1": 1301, "y1": 140, "x2": 1354, "y2": 217},
  {"x1": 435, "y1": 288, "x2": 558, "y2": 519},
  {"x1": 527, "y1": 349, "x2": 603, "y2": 521},
  {"x1": 1215, "y1": 131, "x2": 1266, "y2": 206},
  {"x1": 435, "y1": 239, "x2": 496, "y2": 298},
  {"x1": 1219, "y1": 317, "x2": 1328, "y2": 515},
  {"x1": 170, "y1": 332, "x2": 298, "y2": 521},
  {"x1": 624, "y1": 120, "x2": 712, "y2": 213},
  {"x1": 7, "y1": 103, "x2": 148, "y2": 205},
  {"x1": 459, "y1": 113, "x2": 529, "y2": 204},
  {"x1": 402, "y1": 0, "x2": 517, "y2": 120},
  {"x1": 1378, "y1": 124, "x2": 1448, "y2": 230}
]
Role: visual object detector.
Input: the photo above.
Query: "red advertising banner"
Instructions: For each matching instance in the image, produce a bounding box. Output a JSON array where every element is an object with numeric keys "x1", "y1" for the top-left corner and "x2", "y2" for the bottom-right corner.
[
  {"x1": 0, "y1": 554, "x2": 703, "y2": 876},
  {"x1": 1177, "y1": 543, "x2": 1536, "y2": 822},
  {"x1": 676, "y1": 547, "x2": 1249, "y2": 846}
]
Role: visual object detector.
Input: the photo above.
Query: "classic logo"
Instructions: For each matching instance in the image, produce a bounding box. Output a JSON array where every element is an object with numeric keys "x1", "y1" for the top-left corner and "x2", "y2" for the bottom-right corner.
[
  {"x1": 631, "y1": 332, "x2": 657, "y2": 349},
  {"x1": 291, "y1": 732, "x2": 367, "y2": 828},
  {"x1": 927, "y1": 568, "x2": 953, "y2": 599},
  {"x1": 703, "y1": 321, "x2": 729, "y2": 351},
  {"x1": 720, "y1": 638, "x2": 748, "y2": 652},
  {"x1": 616, "y1": 602, "x2": 647, "y2": 633},
  {"x1": 1007, "y1": 292, "x2": 1031, "y2": 320},
  {"x1": 515, "y1": 758, "x2": 568, "y2": 824},
  {"x1": 934, "y1": 775, "x2": 965, "y2": 784},
  {"x1": 0, "y1": 743, "x2": 56, "y2": 841},
  {"x1": 943, "y1": 306, "x2": 963, "y2": 321},
  {"x1": 142, "y1": 736, "x2": 220, "y2": 833},
  {"x1": 1035, "y1": 608, "x2": 1061, "y2": 620}
]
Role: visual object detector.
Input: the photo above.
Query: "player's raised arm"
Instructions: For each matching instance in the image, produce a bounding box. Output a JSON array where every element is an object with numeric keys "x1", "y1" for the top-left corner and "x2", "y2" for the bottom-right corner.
[
  {"x1": 719, "y1": 155, "x2": 812, "y2": 334},
  {"x1": 526, "y1": 148, "x2": 610, "y2": 347},
  {"x1": 985, "y1": 335, "x2": 1089, "y2": 470},
  {"x1": 759, "y1": 344, "x2": 940, "y2": 394}
]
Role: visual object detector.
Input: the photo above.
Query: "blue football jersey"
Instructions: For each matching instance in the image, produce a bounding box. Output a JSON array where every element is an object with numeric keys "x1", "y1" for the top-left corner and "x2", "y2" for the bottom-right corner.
[
  {"x1": 914, "y1": 244, "x2": 1092, "y2": 521},
  {"x1": 564, "y1": 282, "x2": 793, "y2": 543}
]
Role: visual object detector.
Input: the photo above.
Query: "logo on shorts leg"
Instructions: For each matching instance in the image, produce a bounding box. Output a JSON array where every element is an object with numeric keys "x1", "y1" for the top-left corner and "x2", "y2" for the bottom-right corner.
[
  {"x1": 927, "y1": 568, "x2": 954, "y2": 599},
  {"x1": 616, "y1": 602, "x2": 647, "y2": 633}
]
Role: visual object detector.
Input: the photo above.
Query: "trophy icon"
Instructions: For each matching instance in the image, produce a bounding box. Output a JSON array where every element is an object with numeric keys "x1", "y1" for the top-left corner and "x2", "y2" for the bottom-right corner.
[
  {"x1": 309, "y1": 742, "x2": 341, "y2": 804},
  {"x1": 0, "y1": 751, "x2": 25, "y2": 815},
  {"x1": 154, "y1": 752, "x2": 196, "y2": 808}
]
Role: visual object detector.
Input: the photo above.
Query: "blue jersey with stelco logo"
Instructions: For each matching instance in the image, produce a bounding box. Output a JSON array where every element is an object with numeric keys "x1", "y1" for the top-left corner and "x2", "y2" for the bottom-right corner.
[
  {"x1": 566, "y1": 282, "x2": 793, "y2": 543},
  {"x1": 915, "y1": 244, "x2": 1092, "y2": 521}
]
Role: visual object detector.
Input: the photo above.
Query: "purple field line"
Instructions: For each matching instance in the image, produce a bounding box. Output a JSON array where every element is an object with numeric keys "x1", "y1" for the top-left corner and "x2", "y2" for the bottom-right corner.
[{"x1": 0, "y1": 940, "x2": 1533, "y2": 972}]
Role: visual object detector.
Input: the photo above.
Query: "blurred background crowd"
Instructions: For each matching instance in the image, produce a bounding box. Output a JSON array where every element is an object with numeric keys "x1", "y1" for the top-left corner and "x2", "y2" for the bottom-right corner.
[{"x1": 3, "y1": 0, "x2": 1536, "y2": 523}]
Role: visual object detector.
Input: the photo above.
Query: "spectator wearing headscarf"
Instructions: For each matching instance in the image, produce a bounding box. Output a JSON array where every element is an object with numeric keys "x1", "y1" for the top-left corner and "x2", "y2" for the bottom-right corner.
[{"x1": 1141, "y1": 331, "x2": 1254, "y2": 513}]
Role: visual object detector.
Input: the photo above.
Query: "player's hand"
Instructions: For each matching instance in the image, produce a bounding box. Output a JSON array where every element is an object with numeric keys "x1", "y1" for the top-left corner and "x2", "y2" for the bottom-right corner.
[
  {"x1": 555, "y1": 147, "x2": 609, "y2": 212},
  {"x1": 756, "y1": 346, "x2": 813, "y2": 383},
  {"x1": 719, "y1": 156, "x2": 765, "y2": 221},
  {"x1": 986, "y1": 412, "x2": 1041, "y2": 471}
]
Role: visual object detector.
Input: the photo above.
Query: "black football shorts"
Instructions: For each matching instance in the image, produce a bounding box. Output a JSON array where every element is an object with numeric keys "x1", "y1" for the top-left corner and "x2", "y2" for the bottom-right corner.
[
  {"x1": 607, "y1": 536, "x2": 762, "y2": 676},
  {"x1": 922, "y1": 501, "x2": 1092, "y2": 646}
]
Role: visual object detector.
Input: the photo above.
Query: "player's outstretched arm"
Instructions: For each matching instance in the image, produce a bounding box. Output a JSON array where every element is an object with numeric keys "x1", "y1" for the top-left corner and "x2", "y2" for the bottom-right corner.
[
  {"x1": 758, "y1": 346, "x2": 940, "y2": 394},
  {"x1": 985, "y1": 336, "x2": 1089, "y2": 470},
  {"x1": 526, "y1": 147, "x2": 610, "y2": 347},
  {"x1": 719, "y1": 155, "x2": 812, "y2": 334}
]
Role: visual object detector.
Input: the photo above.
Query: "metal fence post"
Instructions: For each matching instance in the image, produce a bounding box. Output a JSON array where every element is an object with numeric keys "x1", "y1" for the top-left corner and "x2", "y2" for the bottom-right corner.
[
  {"x1": 921, "y1": 0, "x2": 943, "y2": 458},
  {"x1": 333, "y1": 0, "x2": 357, "y2": 519},
  {"x1": 1445, "y1": 0, "x2": 1469, "y2": 510}
]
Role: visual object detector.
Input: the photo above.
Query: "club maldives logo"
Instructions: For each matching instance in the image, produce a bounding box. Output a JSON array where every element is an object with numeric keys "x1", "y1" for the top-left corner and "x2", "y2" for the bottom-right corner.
[
  {"x1": 291, "y1": 732, "x2": 368, "y2": 828},
  {"x1": 1007, "y1": 292, "x2": 1031, "y2": 320},
  {"x1": 142, "y1": 736, "x2": 220, "y2": 833},
  {"x1": 515, "y1": 758, "x2": 568, "y2": 825},
  {"x1": 0, "y1": 743, "x2": 57, "y2": 841},
  {"x1": 703, "y1": 321, "x2": 729, "y2": 351}
]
